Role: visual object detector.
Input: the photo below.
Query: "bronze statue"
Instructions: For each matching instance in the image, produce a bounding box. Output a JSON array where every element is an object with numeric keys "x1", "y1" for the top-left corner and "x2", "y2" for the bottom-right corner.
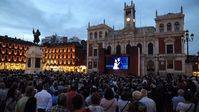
[{"x1": 33, "y1": 29, "x2": 41, "y2": 44}]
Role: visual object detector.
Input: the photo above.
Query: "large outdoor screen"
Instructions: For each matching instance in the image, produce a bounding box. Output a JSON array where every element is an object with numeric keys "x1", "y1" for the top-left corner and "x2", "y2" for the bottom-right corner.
[{"x1": 106, "y1": 56, "x2": 129, "y2": 70}]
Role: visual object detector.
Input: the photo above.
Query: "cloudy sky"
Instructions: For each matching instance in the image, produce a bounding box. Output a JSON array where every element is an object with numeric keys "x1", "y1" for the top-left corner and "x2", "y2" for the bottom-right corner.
[{"x1": 0, "y1": 0, "x2": 198, "y2": 54}]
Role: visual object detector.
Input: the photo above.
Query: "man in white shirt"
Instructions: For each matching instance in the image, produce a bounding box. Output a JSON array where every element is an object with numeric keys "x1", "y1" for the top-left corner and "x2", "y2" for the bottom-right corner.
[
  {"x1": 139, "y1": 89, "x2": 156, "y2": 112},
  {"x1": 35, "y1": 83, "x2": 52, "y2": 112}
]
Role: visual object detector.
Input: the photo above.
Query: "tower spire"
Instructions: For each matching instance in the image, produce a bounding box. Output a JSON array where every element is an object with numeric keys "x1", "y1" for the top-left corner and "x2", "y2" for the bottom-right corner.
[
  {"x1": 181, "y1": 5, "x2": 183, "y2": 13},
  {"x1": 88, "y1": 22, "x2": 90, "y2": 28},
  {"x1": 103, "y1": 19, "x2": 106, "y2": 24},
  {"x1": 131, "y1": 1, "x2": 133, "y2": 5},
  {"x1": 156, "y1": 10, "x2": 158, "y2": 17}
]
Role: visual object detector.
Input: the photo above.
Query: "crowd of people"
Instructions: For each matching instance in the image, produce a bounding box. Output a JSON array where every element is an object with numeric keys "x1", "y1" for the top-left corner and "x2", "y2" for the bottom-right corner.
[{"x1": 0, "y1": 70, "x2": 199, "y2": 112}]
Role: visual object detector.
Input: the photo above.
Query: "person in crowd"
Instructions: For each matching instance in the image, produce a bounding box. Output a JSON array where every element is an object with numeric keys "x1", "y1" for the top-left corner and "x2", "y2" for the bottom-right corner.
[
  {"x1": 52, "y1": 93, "x2": 69, "y2": 112},
  {"x1": 100, "y1": 87, "x2": 118, "y2": 112},
  {"x1": 72, "y1": 94, "x2": 90, "y2": 112},
  {"x1": 88, "y1": 92, "x2": 104, "y2": 112},
  {"x1": 85, "y1": 86, "x2": 97, "y2": 106},
  {"x1": 172, "y1": 89, "x2": 185, "y2": 112},
  {"x1": 24, "y1": 97, "x2": 37, "y2": 112},
  {"x1": 66, "y1": 85, "x2": 78, "y2": 111},
  {"x1": 176, "y1": 91, "x2": 195, "y2": 112},
  {"x1": 4, "y1": 82, "x2": 20, "y2": 112},
  {"x1": 35, "y1": 83, "x2": 52, "y2": 112},
  {"x1": 0, "y1": 81, "x2": 8, "y2": 111},
  {"x1": 15, "y1": 86, "x2": 35, "y2": 112},
  {"x1": 128, "y1": 90, "x2": 146, "y2": 112},
  {"x1": 139, "y1": 89, "x2": 156, "y2": 112},
  {"x1": 117, "y1": 91, "x2": 130, "y2": 112}
]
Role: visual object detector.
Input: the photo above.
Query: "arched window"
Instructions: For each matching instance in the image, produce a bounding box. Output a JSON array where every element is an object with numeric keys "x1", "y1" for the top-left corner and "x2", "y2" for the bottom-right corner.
[
  {"x1": 116, "y1": 45, "x2": 121, "y2": 55},
  {"x1": 107, "y1": 46, "x2": 111, "y2": 55},
  {"x1": 94, "y1": 32, "x2": 97, "y2": 39},
  {"x1": 99, "y1": 31, "x2": 102, "y2": 38},
  {"x1": 167, "y1": 23, "x2": 172, "y2": 32},
  {"x1": 174, "y1": 22, "x2": 180, "y2": 31},
  {"x1": 137, "y1": 43, "x2": 142, "y2": 54},
  {"x1": 105, "y1": 31, "x2": 108, "y2": 37},
  {"x1": 89, "y1": 32, "x2": 93, "y2": 39},
  {"x1": 148, "y1": 43, "x2": 153, "y2": 55},
  {"x1": 126, "y1": 44, "x2": 131, "y2": 54},
  {"x1": 159, "y1": 23, "x2": 164, "y2": 32}
]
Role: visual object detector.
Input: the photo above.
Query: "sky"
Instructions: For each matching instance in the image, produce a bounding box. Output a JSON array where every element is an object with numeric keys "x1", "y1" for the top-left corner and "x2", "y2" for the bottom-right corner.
[{"x1": 0, "y1": 0, "x2": 199, "y2": 54}]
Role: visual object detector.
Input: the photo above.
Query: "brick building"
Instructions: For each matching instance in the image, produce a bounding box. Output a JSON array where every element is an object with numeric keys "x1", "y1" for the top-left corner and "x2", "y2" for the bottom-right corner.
[{"x1": 87, "y1": 1, "x2": 186, "y2": 76}]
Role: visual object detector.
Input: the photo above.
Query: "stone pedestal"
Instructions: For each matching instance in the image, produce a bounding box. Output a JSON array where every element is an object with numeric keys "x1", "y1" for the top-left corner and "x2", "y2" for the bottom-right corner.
[{"x1": 25, "y1": 46, "x2": 42, "y2": 74}]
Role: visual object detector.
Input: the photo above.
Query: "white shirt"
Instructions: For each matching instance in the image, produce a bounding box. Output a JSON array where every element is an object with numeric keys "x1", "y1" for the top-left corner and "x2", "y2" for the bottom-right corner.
[
  {"x1": 118, "y1": 99, "x2": 129, "y2": 112},
  {"x1": 139, "y1": 96, "x2": 156, "y2": 112},
  {"x1": 100, "y1": 98, "x2": 118, "y2": 112},
  {"x1": 88, "y1": 105, "x2": 104, "y2": 112},
  {"x1": 35, "y1": 90, "x2": 52, "y2": 111},
  {"x1": 176, "y1": 102, "x2": 195, "y2": 112}
]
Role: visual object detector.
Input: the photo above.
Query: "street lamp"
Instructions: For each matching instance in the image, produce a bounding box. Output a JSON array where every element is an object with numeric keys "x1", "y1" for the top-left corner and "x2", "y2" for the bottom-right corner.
[{"x1": 184, "y1": 30, "x2": 194, "y2": 63}]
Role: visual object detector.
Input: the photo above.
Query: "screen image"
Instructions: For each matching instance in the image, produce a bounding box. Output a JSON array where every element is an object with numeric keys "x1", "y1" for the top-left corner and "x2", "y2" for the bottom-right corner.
[{"x1": 106, "y1": 56, "x2": 128, "y2": 70}]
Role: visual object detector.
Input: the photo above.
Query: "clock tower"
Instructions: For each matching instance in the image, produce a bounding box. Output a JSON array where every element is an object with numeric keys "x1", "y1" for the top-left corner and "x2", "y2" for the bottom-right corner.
[{"x1": 124, "y1": 1, "x2": 136, "y2": 29}]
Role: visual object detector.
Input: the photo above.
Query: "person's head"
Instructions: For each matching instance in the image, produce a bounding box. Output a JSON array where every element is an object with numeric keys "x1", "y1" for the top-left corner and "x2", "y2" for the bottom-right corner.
[
  {"x1": 121, "y1": 91, "x2": 130, "y2": 101},
  {"x1": 184, "y1": 91, "x2": 192, "y2": 102},
  {"x1": 58, "y1": 93, "x2": 67, "y2": 107},
  {"x1": 132, "y1": 90, "x2": 142, "y2": 101},
  {"x1": 91, "y1": 92, "x2": 101, "y2": 105},
  {"x1": 177, "y1": 89, "x2": 184, "y2": 96},
  {"x1": 25, "y1": 86, "x2": 35, "y2": 97},
  {"x1": 0, "y1": 82, "x2": 5, "y2": 89},
  {"x1": 141, "y1": 89, "x2": 148, "y2": 97},
  {"x1": 104, "y1": 88, "x2": 114, "y2": 100},
  {"x1": 37, "y1": 82, "x2": 43, "y2": 91},
  {"x1": 72, "y1": 94, "x2": 84, "y2": 110}
]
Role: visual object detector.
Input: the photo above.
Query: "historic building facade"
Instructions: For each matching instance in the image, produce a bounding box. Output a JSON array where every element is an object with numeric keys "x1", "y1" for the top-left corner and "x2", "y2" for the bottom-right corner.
[
  {"x1": 87, "y1": 1, "x2": 186, "y2": 76},
  {"x1": 42, "y1": 42, "x2": 87, "y2": 73},
  {"x1": 0, "y1": 35, "x2": 35, "y2": 70}
]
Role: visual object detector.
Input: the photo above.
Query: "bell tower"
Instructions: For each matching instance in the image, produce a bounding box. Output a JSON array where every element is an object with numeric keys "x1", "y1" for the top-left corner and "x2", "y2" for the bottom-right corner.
[{"x1": 124, "y1": 1, "x2": 136, "y2": 29}]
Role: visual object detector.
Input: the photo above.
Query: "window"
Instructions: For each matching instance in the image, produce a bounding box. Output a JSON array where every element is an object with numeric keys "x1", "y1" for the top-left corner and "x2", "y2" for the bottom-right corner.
[
  {"x1": 94, "y1": 32, "x2": 97, "y2": 39},
  {"x1": 166, "y1": 44, "x2": 173, "y2": 54},
  {"x1": 159, "y1": 23, "x2": 164, "y2": 32},
  {"x1": 174, "y1": 22, "x2": 180, "y2": 31},
  {"x1": 99, "y1": 31, "x2": 102, "y2": 38},
  {"x1": 107, "y1": 46, "x2": 111, "y2": 55},
  {"x1": 88, "y1": 61, "x2": 92, "y2": 69},
  {"x1": 90, "y1": 32, "x2": 93, "y2": 39},
  {"x1": 126, "y1": 44, "x2": 131, "y2": 54},
  {"x1": 93, "y1": 61, "x2": 97, "y2": 68},
  {"x1": 167, "y1": 60, "x2": 173, "y2": 69},
  {"x1": 116, "y1": 45, "x2": 121, "y2": 55},
  {"x1": 35, "y1": 58, "x2": 40, "y2": 68},
  {"x1": 167, "y1": 23, "x2": 172, "y2": 32},
  {"x1": 94, "y1": 49, "x2": 98, "y2": 56},
  {"x1": 148, "y1": 43, "x2": 153, "y2": 55},
  {"x1": 28, "y1": 58, "x2": 31, "y2": 67},
  {"x1": 105, "y1": 31, "x2": 108, "y2": 37}
]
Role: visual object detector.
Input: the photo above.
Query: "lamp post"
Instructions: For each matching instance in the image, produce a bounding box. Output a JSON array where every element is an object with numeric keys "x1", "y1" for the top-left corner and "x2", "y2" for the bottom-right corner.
[{"x1": 184, "y1": 30, "x2": 194, "y2": 63}]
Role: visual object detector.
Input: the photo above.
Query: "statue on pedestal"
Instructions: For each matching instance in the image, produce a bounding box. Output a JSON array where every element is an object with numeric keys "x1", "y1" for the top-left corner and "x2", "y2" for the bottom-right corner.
[{"x1": 33, "y1": 29, "x2": 41, "y2": 44}]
